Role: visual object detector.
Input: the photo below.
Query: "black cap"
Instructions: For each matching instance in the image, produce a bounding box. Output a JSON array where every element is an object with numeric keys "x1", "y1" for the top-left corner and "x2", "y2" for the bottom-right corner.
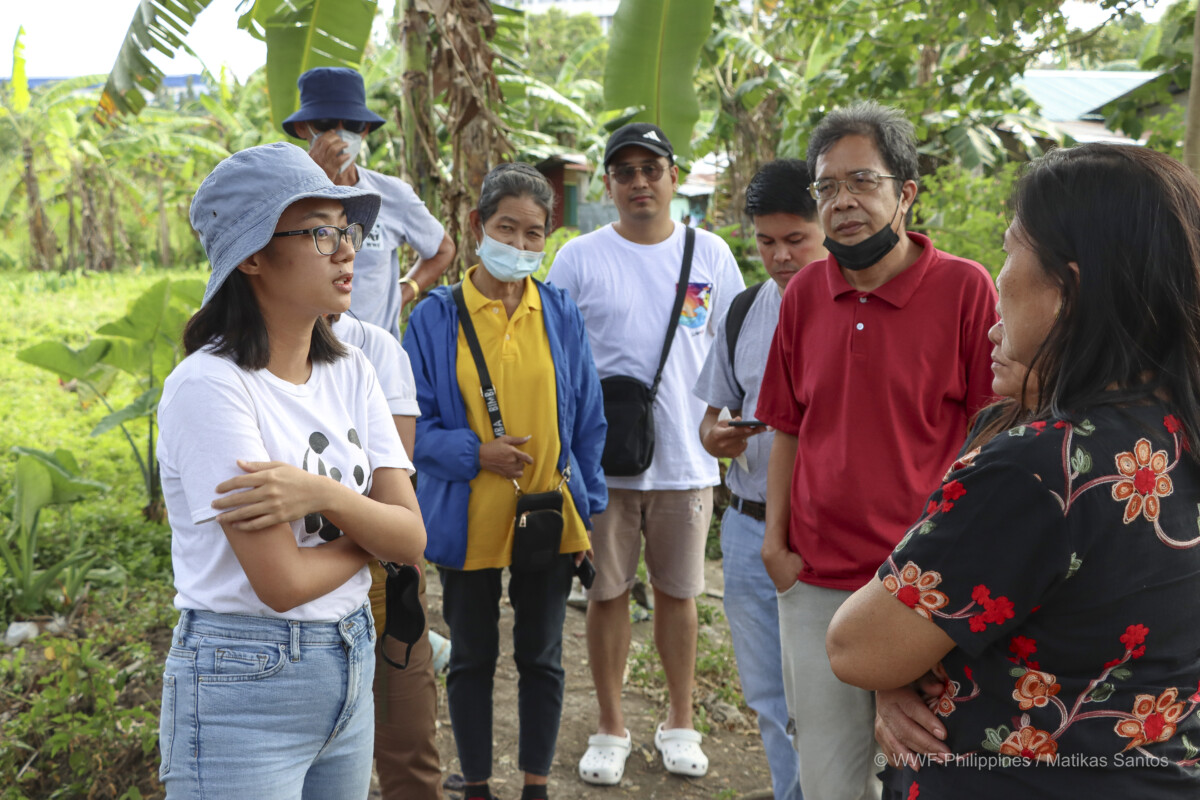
[{"x1": 603, "y1": 123, "x2": 674, "y2": 167}]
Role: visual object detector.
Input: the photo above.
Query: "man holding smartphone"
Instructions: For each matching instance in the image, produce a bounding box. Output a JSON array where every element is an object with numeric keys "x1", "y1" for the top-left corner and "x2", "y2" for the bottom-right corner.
[{"x1": 693, "y1": 160, "x2": 827, "y2": 800}]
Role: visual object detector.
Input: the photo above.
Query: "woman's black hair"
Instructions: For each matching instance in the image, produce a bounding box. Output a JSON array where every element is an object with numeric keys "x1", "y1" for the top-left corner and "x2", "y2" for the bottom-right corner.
[
  {"x1": 182, "y1": 268, "x2": 345, "y2": 369},
  {"x1": 477, "y1": 162, "x2": 555, "y2": 233},
  {"x1": 1013, "y1": 143, "x2": 1200, "y2": 459}
]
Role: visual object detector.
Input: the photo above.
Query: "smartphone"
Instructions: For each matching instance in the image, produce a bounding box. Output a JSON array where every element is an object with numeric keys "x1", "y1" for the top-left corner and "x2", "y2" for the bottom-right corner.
[
  {"x1": 575, "y1": 555, "x2": 596, "y2": 590},
  {"x1": 727, "y1": 419, "x2": 767, "y2": 428}
]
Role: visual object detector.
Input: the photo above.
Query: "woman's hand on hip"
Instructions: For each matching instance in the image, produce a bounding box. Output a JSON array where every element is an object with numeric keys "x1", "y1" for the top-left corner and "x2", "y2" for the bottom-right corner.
[
  {"x1": 212, "y1": 460, "x2": 328, "y2": 530},
  {"x1": 479, "y1": 435, "x2": 534, "y2": 479}
]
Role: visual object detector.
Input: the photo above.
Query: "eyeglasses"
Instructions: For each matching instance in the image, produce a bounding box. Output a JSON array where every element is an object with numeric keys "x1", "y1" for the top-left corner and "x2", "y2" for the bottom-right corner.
[
  {"x1": 809, "y1": 170, "x2": 898, "y2": 201},
  {"x1": 272, "y1": 223, "x2": 365, "y2": 255},
  {"x1": 608, "y1": 163, "x2": 666, "y2": 184},
  {"x1": 308, "y1": 119, "x2": 369, "y2": 134}
]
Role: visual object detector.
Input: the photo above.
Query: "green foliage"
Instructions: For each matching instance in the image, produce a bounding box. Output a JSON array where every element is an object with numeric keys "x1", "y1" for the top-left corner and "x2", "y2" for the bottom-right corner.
[
  {"x1": 604, "y1": 0, "x2": 717, "y2": 161},
  {"x1": 17, "y1": 277, "x2": 203, "y2": 520},
  {"x1": 913, "y1": 163, "x2": 1020, "y2": 277},
  {"x1": 97, "y1": 0, "x2": 216, "y2": 122},
  {"x1": 238, "y1": 0, "x2": 378, "y2": 132},
  {"x1": 0, "y1": 588, "x2": 172, "y2": 799},
  {"x1": 0, "y1": 449, "x2": 106, "y2": 620}
]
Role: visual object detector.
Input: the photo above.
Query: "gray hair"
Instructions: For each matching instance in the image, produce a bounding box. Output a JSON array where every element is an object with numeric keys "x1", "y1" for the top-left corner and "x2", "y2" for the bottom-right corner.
[
  {"x1": 806, "y1": 101, "x2": 919, "y2": 198},
  {"x1": 478, "y1": 162, "x2": 556, "y2": 233}
]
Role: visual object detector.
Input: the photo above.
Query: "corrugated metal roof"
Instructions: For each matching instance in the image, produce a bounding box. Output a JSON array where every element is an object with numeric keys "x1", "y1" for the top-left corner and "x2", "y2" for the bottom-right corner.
[{"x1": 1015, "y1": 69, "x2": 1159, "y2": 122}]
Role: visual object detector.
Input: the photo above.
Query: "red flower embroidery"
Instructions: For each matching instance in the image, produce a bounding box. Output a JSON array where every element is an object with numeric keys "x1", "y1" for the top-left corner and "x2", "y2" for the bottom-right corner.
[
  {"x1": 942, "y1": 480, "x2": 967, "y2": 501},
  {"x1": 1029, "y1": 421, "x2": 1047, "y2": 434},
  {"x1": 1009, "y1": 635, "x2": 1038, "y2": 665},
  {"x1": 1120, "y1": 624, "x2": 1149, "y2": 649},
  {"x1": 966, "y1": 586, "x2": 1015, "y2": 632},
  {"x1": 1115, "y1": 689, "x2": 1185, "y2": 751},
  {"x1": 883, "y1": 562, "x2": 949, "y2": 620},
  {"x1": 1189, "y1": 680, "x2": 1200, "y2": 704},
  {"x1": 926, "y1": 500, "x2": 938, "y2": 516},
  {"x1": 1111, "y1": 439, "x2": 1173, "y2": 524},
  {"x1": 964, "y1": 665, "x2": 974, "y2": 681},
  {"x1": 1053, "y1": 420, "x2": 1068, "y2": 429},
  {"x1": 908, "y1": 782, "x2": 920, "y2": 799},
  {"x1": 1165, "y1": 415, "x2": 1183, "y2": 434}
]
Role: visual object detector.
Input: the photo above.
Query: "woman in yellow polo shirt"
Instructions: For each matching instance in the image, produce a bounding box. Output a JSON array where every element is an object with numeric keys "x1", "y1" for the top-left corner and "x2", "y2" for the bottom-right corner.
[{"x1": 403, "y1": 163, "x2": 608, "y2": 800}]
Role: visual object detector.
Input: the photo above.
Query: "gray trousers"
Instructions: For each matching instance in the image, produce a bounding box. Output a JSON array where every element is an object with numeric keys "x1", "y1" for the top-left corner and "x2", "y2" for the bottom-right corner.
[{"x1": 777, "y1": 579, "x2": 880, "y2": 800}]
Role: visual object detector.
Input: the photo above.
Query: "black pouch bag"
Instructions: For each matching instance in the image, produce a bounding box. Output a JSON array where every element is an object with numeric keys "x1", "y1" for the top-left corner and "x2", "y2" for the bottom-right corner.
[
  {"x1": 378, "y1": 562, "x2": 425, "y2": 670},
  {"x1": 599, "y1": 227, "x2": 694, "y2": 476},
  {"x1": 452, "y1": 282, "x2": 571, "y2": 571},
  {"x1": 510, "y1": 471, "x2": 568, "y2": 572}
]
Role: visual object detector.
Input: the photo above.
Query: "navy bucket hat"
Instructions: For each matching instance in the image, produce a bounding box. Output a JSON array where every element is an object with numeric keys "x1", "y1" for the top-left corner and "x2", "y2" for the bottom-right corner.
[
  {"x1": 191, "y1": 142, "x2": 382, "y2": 306},
  {"x1": 282, "y1": 67, "x2": 387, "y2": 138}
]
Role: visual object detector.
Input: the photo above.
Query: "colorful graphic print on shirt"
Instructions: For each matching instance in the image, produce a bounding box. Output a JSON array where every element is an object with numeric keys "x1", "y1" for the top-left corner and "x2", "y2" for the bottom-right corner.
[
  {"x1": 301, "y1": 428, "x2": 369, "y2": 542},
  {"x1": 679, "y1": 282, "x2": 713, "y2": 330}
]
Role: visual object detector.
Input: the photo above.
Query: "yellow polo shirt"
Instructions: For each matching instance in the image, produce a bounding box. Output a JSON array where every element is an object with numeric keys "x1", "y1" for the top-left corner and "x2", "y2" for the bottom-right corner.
[{"x1": 456, "y1": 267, "x2": 589, "y2": 570}]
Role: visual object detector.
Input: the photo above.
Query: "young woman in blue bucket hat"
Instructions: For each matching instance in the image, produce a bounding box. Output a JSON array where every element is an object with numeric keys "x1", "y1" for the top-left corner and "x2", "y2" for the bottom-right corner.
[{"x1": 155, "y1": 141, "x2": 426, "y2": 797}]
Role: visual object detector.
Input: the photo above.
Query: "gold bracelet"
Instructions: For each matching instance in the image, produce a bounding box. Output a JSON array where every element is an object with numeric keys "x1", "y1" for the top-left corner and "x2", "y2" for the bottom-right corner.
[{"x1": 403, "y1": 278, "x2": 421, "y2": 300}]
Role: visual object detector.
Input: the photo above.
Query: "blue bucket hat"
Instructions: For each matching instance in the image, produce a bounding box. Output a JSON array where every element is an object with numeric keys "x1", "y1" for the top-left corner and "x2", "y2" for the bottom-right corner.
[
  {"x1": 282, "y1": 67, "x2": 387, "y2": 139},
  {"x1": 191, "y1": 142, "x2": 382, "y2": 306}
]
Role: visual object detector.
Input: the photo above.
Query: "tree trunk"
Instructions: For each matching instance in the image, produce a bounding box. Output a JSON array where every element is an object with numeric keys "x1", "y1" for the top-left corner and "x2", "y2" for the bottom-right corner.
[
  {"x1": 1185, "y1": 2, "x2": 1200, "y2": 179},
  {"x1": 158, "y1": 174, "x2": 171, "y2": 267},
  {"x1": 399, "y1": 0, "x2": 440, "y2": 214},
  {"x1": 22, "y1": 139, "x2": 57, "y2": 271},
  {"x1": 67, "y1": 165, "x2": 79, "y2": 272}
]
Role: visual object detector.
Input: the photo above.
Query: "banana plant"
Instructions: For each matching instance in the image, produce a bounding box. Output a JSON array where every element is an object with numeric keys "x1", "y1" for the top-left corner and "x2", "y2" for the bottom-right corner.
[
  {"x1": 1, "y1": 448, "x2": 106, "y2": 619},
  {"x1": 17, "y1": 278, "x2": 205, "y2": 523},
  {"x1": 96, "y1": 0, "x2": 216, "y2": 123},
  {"x1": 603, "y1": 0, "x2": 717, "y2": 161}
]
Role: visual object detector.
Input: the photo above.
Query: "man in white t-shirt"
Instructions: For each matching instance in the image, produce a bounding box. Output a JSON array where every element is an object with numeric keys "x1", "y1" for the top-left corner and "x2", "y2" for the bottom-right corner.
[
  {"x1": 548, "y1": 123, "x2": 744, "y2": 785},
  {"x1": 284, "y1": 67, "x2": 455, "y2": 341}
]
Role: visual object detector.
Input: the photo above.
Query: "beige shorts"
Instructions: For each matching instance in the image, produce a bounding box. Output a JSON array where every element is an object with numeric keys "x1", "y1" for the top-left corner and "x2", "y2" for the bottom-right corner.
[{"x1": 589, "y1": 487, "x2": 713, "y2": 602}]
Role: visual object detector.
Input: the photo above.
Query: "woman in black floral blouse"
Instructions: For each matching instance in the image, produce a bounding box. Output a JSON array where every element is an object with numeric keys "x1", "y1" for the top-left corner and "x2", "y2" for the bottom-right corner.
[{"x1": 827, "y1": 143, "x2": 1200, "y2": 798}]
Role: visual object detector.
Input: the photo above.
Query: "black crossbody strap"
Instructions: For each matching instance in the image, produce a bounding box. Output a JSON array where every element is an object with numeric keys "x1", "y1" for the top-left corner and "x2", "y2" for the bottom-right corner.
[
  {"x1": 451, "y1": 283, "x2": 506, "y2": 438},
  {"x1": 649, "y1": 226, "x2": 695, "y2": 399}
]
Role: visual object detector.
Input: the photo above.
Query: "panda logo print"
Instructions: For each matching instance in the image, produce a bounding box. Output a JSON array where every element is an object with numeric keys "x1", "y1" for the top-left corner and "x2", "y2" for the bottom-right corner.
[{"x1": 301, "y1": 428, "x2": 369, "y2": 543}]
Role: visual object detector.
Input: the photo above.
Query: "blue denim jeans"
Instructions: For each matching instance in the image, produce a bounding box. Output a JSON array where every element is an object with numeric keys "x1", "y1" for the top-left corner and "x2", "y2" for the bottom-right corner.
[
  {"x1": 439, "y1": 556, "x2": 575, "y2": 782},
  {"x1": 721, "y1": 506, "x2": 803, "y2": 800},
  {"x1": 158, "y1": 604, "x2": 376, "y2": 799}
]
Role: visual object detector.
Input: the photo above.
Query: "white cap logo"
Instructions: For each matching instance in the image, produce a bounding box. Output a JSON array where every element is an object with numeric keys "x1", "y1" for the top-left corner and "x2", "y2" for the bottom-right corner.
[{"x1": 642, "y1": 130, "x2": 662, "y2": 142}]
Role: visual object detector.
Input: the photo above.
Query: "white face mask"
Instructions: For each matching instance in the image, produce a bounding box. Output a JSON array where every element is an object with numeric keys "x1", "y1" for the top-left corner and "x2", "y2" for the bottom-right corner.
[
  {"x1": 477, "y1": 231, "x2": 545, "y2": 283},
  {"x1": 308, "y1": 128, "x2": 362, "y2": 174}
]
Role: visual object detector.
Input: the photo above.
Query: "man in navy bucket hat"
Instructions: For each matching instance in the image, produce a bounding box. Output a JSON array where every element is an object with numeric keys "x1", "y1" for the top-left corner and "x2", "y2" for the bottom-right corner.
[
  {"x1": 284, "y1": 68, "x2": 450, "y2": 800},
  {"x1": 284, "y1": 66, "x2": 455, "y2": 340}
]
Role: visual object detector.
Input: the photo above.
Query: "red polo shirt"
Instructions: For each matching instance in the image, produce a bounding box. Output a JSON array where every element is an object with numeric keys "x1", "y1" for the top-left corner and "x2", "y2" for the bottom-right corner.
[{"x1": 755, "y1": 232, "x2": 998, "y2": 590}]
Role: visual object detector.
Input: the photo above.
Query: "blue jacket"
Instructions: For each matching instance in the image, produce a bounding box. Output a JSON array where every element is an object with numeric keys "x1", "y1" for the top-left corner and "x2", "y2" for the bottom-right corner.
[{"x1": 402, "y1": 280, "x2": 608, "y2": 569}]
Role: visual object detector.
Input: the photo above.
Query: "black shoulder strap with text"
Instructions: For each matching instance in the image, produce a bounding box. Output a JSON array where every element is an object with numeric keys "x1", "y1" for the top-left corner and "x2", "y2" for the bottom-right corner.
[
  {"x1": 451, "y1": 282, "x2": 507, "y2": 438},
  {"x1": 725, "y1": 280, "x2": 767, "y2": 397},
  {"x1": 650, "y1": 226, "x2": 696, "y2": 399}
]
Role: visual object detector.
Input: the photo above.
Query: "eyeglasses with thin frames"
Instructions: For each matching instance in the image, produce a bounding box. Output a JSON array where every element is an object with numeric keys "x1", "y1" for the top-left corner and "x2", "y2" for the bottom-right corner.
[
  {"x1": 608, "y1": 163, "x2": 667, "y2": 184},
  {"x1": 272, "y1": 223, "x2": 365, "y2": 255},
  {"x1": 308, "y1": 119, "x2": 369, "y2": 134},
  {"x1": 809, "y1": 170, "x2": 897, "y2": 201}
]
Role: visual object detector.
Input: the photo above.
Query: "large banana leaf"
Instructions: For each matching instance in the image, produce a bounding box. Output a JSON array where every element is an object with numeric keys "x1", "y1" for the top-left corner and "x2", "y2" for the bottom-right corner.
[
  {"x1": 603, "y1": 0, "x2": 716, "y2": 161},
  {"x1": 238, "y1": 0, "x2": 378, "y2": 134},
  {"x1": 96, "y1": 0, "x2": 215, "y2": 124}
]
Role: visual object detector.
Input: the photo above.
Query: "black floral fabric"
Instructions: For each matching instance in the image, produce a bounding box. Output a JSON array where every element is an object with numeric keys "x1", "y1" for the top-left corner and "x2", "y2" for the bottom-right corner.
[{"x1": 879, "y1": 403, "x2": 1200, "y2": 797}]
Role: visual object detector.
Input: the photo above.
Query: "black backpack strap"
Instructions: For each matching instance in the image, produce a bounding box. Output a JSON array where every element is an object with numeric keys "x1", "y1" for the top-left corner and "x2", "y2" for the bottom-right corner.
[
  {"x1": 649, "y1": 226, "x2": 695, "y2": 399},
  {"x1": 451, "y1": 282, "x2": 506, "y2": 438},
  {"x1": 725, "y1": 281, "x2": 767, "y2": 398}
]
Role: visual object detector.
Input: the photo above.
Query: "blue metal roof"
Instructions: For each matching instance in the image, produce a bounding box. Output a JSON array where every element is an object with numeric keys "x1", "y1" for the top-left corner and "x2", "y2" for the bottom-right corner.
[{"x1": 1015, "y1": 69, "x2": 1160, "y2": 122}]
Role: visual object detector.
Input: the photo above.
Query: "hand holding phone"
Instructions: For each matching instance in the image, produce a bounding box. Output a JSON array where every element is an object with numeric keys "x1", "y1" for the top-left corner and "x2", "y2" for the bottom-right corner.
[
  {"x1": 575, "y1": 555, "x2": 596, "y2": 590},
  {"x1": 727, "y1": 419, "x2": 767, "y2": 428}
]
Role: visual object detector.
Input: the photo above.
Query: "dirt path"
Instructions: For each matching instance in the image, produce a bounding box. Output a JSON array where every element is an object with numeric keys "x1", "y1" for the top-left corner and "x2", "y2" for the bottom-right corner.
[{"x1": 421, "y1": 559, "x2": 776, "y2": 800}]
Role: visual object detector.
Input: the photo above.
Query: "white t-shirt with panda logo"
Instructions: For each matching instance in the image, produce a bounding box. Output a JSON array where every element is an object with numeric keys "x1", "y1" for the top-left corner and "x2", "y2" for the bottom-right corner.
[{"x1": 157, "y1": 345, "x2": 412, "y2": 621}]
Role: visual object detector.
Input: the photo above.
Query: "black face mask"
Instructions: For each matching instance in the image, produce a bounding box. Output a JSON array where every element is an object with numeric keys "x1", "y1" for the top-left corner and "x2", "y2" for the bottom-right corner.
[{"x1": 823, "y1": 195, "x2": 904, "y2": 272}]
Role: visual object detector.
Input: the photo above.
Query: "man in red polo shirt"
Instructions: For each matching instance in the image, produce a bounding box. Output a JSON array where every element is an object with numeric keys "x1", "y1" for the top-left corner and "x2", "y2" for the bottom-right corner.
[{"x1": 755, "y1": 102, "x2": 997, "y2": 800}]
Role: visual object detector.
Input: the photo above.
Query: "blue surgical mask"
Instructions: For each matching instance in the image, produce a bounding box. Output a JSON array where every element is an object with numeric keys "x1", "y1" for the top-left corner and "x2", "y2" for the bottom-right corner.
[{"x1": 477, "y1": 231, "x2": 545, "y2": 282}]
